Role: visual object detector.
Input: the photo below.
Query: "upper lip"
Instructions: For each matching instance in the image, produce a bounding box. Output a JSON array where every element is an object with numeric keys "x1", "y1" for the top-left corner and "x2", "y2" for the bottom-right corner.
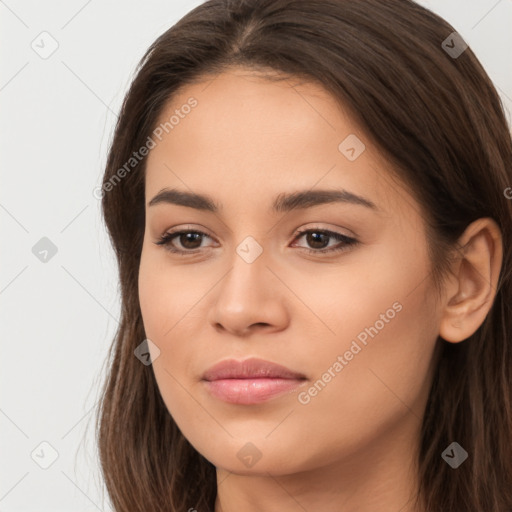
[{"x1": 202, "y1": 357, "x2": 306, "y2": 381}]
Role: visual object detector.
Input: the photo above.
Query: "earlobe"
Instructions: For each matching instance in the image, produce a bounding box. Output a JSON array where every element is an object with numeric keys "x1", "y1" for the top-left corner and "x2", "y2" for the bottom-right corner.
[{"x1": 439, "y1": 217, "x2": 503, "y2": 344}]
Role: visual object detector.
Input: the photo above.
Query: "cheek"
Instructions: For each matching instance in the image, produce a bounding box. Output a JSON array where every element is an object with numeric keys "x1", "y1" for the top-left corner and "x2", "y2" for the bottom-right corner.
[
  {"x1": 296, "y1": 253, "x2": 438, "y2": 444},
  {"x1": 287, "y1": 238, "x2": 438, "y2": 437},
  {"x1": 138, "y1": 251, "x2": 189, "y2": 384},
  {"x1": 138, "y1": 252, "x2": 201, "y2": 435},
  {"x1": 138, "y1": 247, "x2": 211, "y2": 340},
  {"x1": 138, "y1": 248, "x2": 217, "y2": 418}
]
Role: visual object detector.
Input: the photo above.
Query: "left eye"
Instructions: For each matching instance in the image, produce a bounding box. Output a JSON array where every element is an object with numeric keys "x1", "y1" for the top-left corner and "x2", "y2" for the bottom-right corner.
[
  {"x1": 291, "y1": 229, "x2": 358, "y2": 254},
  {"x1": 154, "y1": 228, "x2": 358, "y2": 255}
]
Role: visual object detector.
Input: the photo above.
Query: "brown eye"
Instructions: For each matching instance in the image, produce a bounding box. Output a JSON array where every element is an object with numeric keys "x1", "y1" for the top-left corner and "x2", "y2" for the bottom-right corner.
[
  {"x1": 174, "y1": 232, "x2": 203, "y2": 250},
  {"x1": 154, "y1": 229, "x2": 214, "y2": 254},
  {"x1": 304, "y1": 231, "x2": 330, "y2": 249},
  {"x1": 292, "y1": 229, "x2": 358, "y2": 255}
]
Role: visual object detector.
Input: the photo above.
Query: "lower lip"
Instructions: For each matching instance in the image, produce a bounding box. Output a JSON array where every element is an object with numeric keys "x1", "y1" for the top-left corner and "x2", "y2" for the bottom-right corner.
[{"x1": 203, "y1": 378, "x2": 305, "y2": 404}]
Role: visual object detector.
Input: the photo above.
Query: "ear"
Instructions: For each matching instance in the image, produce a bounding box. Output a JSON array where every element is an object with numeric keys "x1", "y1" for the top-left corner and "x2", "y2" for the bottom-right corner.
[{"x1": 439, "y1": 217, "x2": 503, "y2": 343}]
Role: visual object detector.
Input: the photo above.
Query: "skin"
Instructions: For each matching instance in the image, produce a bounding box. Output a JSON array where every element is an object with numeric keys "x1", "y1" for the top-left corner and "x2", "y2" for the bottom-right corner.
[{"x1": 138, "y1": 67, "x2": 502, "y2": 512}]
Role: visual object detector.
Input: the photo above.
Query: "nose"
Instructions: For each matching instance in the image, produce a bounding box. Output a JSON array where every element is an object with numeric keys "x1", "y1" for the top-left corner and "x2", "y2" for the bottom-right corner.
[{"x1": 208, "y1": 244, "x2": 290, "y2": 337}]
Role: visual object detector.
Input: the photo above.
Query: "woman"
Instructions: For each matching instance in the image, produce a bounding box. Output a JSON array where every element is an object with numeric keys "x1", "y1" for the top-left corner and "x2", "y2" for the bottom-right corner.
[{"x1": 96, "y1": 0, "x2": 512, "y2": 510}]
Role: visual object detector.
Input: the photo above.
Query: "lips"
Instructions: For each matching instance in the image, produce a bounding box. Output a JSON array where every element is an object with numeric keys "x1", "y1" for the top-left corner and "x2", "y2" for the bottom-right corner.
[
  {"x1": 202, "y1": 357, "x2": 306, "y2": 381},
  {"x1": 201, "y1": 357, "x2": 307, "y2": 405}
]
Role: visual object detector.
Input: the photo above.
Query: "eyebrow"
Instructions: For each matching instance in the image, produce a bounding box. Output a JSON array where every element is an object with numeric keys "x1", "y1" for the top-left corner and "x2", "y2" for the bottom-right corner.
[{"x1": 148, "y1": 187, "x2": 377, "y2": 213}]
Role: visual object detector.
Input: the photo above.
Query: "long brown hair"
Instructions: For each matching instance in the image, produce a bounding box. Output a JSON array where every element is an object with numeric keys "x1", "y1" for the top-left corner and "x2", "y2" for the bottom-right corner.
[{"x1": 96, "y1": 1, "x2": 512, "y2": 510}]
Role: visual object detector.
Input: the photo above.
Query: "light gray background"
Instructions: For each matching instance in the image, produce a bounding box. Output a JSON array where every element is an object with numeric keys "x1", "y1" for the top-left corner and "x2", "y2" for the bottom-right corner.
[{"x1": 1, "y1": 1, "x2": 511, "y2": 510}]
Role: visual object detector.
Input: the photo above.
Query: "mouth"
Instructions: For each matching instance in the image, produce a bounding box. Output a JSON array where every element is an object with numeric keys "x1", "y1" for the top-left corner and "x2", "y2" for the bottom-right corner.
[{"x1": 201, "y1": 357, "x2": 307, "y2": 405}]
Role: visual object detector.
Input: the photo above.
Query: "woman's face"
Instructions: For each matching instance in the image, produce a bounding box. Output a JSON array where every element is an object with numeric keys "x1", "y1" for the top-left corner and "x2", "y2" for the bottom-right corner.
[{"x1": 138, "y1": 67, "x2": 441, "y2": 476}]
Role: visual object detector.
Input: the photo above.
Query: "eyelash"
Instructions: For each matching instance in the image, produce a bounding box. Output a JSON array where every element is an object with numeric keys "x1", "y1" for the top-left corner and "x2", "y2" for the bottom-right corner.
[{"x1": 154, "y1": 227, "x2": 358, "y2": 256}]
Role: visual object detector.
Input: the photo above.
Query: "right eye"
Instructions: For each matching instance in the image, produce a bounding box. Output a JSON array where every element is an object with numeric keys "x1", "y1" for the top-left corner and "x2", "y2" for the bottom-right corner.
[{"x1": 154, "y1": 229, "x2": 216, "y2": 255}]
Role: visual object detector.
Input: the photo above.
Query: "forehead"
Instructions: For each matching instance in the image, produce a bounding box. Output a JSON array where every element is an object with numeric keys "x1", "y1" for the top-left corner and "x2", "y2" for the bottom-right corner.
[{"x1": 144, "y1": 67, "x2": 414, "y2": 219}]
